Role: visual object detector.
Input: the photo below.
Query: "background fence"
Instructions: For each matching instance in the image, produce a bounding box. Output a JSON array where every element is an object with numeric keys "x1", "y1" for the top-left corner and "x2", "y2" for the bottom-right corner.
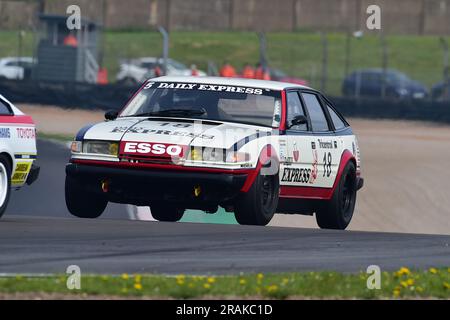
[{"x1": 1, "y1": 28, "x2": 449, "y2": 98}]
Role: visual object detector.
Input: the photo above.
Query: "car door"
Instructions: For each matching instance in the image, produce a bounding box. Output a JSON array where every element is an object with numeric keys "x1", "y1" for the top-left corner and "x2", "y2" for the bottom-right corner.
[
  {"x1": 279, "y1": 90, "x2": 317, "y2": 187},
  {"x1": 299, "y1": 91, "x2": 341, "y2": 189}
]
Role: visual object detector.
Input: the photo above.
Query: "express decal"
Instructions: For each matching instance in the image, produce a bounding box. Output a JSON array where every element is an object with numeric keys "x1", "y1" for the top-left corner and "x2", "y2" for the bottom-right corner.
[
  {"x1": 144, "y1": 81, "x2": 265, "y2": 95},
  {"x1": 111, "y1": 126, "x2": 215, "y2": 140},
  {"x1": 281, "y1": 167, "x2": 313, "y2": 184},
  {"x1": 120, "y1": 141, "x2": 187, "y2": 158}
]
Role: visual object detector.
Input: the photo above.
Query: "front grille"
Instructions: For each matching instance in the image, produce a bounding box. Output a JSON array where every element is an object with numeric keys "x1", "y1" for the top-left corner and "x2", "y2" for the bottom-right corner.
[{"x1": 120, "y1": 155, "x2": 180, "y2": 165}]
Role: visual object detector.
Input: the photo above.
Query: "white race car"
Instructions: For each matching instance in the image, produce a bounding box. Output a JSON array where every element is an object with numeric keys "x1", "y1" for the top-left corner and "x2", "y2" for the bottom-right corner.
[
  {"x1": 66, "y1": 76, "x2": 363, "y2": 229},
  {"x1": 0, "y1": 95, "x2": 39, "y2": 217},
  {"x1": 116, "y1": 57, "x2": 206, "y2": 85}
]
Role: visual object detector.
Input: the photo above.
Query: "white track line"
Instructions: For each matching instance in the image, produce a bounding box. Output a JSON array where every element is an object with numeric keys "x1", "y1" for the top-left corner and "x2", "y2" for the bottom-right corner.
[{"x1": 127, "y1": 204, "x2": 154, "y2": 221}]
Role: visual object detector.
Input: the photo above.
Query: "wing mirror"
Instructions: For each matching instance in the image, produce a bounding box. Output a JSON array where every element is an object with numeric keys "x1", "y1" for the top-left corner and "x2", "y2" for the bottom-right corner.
[
  {"x1": 105, "y1": 110, "x2": 118, "y2": 121},
  {"x1": 288, "y1": 115, "x2": 308, "y2": 128}
]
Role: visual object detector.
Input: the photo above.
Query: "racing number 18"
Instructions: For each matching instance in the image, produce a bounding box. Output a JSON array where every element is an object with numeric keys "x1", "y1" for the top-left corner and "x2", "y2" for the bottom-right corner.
[{"x1": 323, "y1": 152, "x2": 332, "y2": 177}]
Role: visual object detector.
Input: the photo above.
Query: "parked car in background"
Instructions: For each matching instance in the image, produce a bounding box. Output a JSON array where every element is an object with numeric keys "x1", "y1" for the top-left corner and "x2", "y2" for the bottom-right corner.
[
  {"x1": 431, "y1": 81, "x2": 450, "y2": 101},
  {"x1": 270, "y1": 68, "x2": 308, "y2": 86},
  {"x1": 116, "y1": 57, "x2": 206, "y2": 85},
  {"x1": 342, "y1": 69, "x2": 428, "y2": 99},
  {"x1": 0, "y1": 57, "x2": 35, "y2": 80}
]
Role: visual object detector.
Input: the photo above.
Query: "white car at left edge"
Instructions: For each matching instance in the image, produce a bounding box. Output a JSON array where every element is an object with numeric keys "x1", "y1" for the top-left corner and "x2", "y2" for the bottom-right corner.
[{"x1": 0, "y1": 94, "x2": 40, "y2": 218}]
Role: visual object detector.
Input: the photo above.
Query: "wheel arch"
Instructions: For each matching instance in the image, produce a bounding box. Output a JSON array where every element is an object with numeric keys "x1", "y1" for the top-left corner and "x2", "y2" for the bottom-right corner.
[
  {"x1": 0, "y1": 151, "x2": 14, "y2": 175},
  {"x1": 332, "y1": 149, "x2": 357, "y2": 192},
  {"x1": 240, "y1": 144, "x2": 280, "y2": 192}
]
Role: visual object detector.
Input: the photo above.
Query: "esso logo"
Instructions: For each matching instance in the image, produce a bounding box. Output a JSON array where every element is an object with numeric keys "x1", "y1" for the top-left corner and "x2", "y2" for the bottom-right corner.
[{"x1": 120, "y1": 141, "x2": 185, "y2": 157}]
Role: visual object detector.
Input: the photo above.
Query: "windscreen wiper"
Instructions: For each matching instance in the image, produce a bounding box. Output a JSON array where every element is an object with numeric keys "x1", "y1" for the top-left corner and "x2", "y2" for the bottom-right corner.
[{"x1": 132, "y1": 109, "x2": 206, "y2": 117}]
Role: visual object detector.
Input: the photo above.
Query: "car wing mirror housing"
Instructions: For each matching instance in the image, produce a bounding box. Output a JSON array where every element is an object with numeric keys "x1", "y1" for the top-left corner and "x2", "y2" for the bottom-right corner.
[
  {"x1": 105, "y1": 110, "x2": 119, "y2": 121},
  {"x1": 289, "y1": 115, "x2": 308, "y2": 128}
]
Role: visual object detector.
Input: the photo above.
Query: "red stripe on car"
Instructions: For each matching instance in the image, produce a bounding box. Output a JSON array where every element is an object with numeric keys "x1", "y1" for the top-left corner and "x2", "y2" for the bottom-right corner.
[
  {"x1": 280, "y1": 90, "x2": 287, "y2": 131},
  {"x1": 72, "y1": 158, "x2": 255, "y2": 175},
  {"x1": 0, "y1": 115, "x2": 34, "y2": 125}
]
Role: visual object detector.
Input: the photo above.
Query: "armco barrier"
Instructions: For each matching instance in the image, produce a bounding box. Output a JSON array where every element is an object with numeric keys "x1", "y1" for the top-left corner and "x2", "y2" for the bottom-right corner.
[
  {"x1": 331, "y1": 97, "x2": 450, "y2": 124},
  {"x1": 0, "y1": 79, "x2": 137, "y2": 111},
  {"x1": 1, "y1": 79, "x2": 450, "y2": 123}
]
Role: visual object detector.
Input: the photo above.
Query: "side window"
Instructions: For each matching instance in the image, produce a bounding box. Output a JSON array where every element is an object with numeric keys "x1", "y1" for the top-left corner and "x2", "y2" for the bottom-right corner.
[
  {"x1": 301, "y1": 92, "x2": 330, "y2": 132},
  {"x1": 286, "y1": 91, "x2": 307, "y2": 131},
  {"x1": 0, "y1": 99, "x2": 12, "y2": 115},
  {"x1": 327, "y1": 104, "x2": 346, "y2": 130}
]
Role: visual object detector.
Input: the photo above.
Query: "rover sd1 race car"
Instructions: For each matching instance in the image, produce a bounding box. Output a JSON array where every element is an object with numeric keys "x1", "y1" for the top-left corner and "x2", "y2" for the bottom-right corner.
[
  {"x1": 0, "y1": 94, "x2": 39, "y2": 218},
  {"x1": 66, "y1": 76, "x2": 363, "y2": 229}
]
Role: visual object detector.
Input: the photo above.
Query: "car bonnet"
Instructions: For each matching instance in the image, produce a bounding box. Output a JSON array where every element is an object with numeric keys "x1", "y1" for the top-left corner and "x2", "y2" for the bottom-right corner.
[{"x1": 82, "y1": 117, "x2": 270, "y2": 150}]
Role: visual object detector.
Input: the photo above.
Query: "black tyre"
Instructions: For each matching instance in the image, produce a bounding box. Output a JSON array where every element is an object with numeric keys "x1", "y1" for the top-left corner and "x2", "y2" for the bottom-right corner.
[
  {"x1": 151, "y1": 204, "x2": 184, "y2": 222},
  {"x1": 0, "y1": 155, "x2": 12, "y2": 219},
  {"x1": 315, "y1": 161, "x2": 357, "y2": 230},
  {"x1": 234, "y1": 170, "x2": 279, "y2": 226},
  {"x1": 65, "y1": 176, "x2": 107, "y2": 218}
]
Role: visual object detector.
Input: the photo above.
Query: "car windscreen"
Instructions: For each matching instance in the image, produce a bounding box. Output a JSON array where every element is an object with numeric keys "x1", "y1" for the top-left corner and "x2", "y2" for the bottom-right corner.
[{"x1": 120, "y1": 81, "x2": 282, "y2": 127}]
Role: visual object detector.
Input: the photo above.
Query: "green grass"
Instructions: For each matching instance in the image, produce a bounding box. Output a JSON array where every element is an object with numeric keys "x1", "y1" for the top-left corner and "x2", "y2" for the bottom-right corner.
[
  {"x1": 0, "y1": 267, "x2": 448, "y2": 299},
  {"x1": 37, "y1": 132, "x2": 73, "y2": 142},
  {"x1": 1, "y1": 30, "x2": 449, "y2": 95}
]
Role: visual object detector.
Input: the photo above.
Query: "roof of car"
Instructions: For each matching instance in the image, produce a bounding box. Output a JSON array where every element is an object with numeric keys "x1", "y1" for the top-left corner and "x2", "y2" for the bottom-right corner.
[
  {"x1": 351, "y1": 68, "x2": 403, "y2": 75},
  {"x1": 0, "y1": 57, "x2": 34, "y2": 62},
  {"x1": 151, "y1": 76, "x2": 311, "y2": 91},
  {"x1": 138, "y1": 57, "x2": 173, "y2": 62}
]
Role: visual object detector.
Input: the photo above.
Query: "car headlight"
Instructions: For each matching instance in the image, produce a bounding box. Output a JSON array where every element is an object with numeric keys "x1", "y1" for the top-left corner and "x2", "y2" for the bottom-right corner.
[
  {"x1": 188, "y1": 147, "x2": 250, "y2": 163},
  {"x1": 82, "y1": 141, "x2": 119, "y2": 156},
  {"x1": 71, "y1": 141, "x2": 82, "y2": 153}
]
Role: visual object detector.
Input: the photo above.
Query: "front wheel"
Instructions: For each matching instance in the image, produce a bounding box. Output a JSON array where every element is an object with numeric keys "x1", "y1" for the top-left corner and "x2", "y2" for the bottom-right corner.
[
  {"x1": 0, "y1": 155, "x2": 12, "y2": 218},
  {"x1": 234, "y1": 171, "x2": 279, "y2": 226},
  {"x1": 65, "y1": 176, "x2": 107, "y2": 218},
  {"x1": 315, "y1": 161, "x2": 357, "y2": 230},
  {"x1": 150, "y1": 204, "x2": 184, "y2": 222}
]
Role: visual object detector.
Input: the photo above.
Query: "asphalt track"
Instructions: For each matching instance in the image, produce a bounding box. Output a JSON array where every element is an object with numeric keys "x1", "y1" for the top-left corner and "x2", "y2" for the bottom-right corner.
[
  {"x1": 1, "y1": 140, "x2": 449, "y2": 274},
  {"x1": 0, "y1": 215, "x2": 449, "y2": 274}
]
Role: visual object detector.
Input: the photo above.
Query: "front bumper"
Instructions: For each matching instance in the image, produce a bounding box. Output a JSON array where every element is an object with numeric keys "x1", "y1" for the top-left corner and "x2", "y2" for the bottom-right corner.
[
  {"x1": 66, "y1": 163, "x2": 248, "y2": 209},
  {"x1": 26, "y1": 164, "x2": 40, "y2": 185}
]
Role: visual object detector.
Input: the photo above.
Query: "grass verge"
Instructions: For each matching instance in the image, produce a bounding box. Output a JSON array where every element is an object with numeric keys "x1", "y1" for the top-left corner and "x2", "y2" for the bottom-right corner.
[
  {"x1": 37, "y1": 132, "x2": 73, "y2": 143},
  {"x1": 0, "y1": 267, "x2": 448, "y2": 299}
]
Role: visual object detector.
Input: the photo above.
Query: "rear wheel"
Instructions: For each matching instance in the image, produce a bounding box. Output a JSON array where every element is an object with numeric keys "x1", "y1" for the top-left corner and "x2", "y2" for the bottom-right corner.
[
  {"x1": 234, "y1": 171, "x2": 279, "y2": 226},
  {"x1": 315, "y1": 161, "x2": 357, "y2": 230},
  {"x1": 65, "y1": 176, "x2": 107, "y2": 218},
  {"x1": 151, "y1": 204, "x2": 184, "y2": 222},
  {"x1": 0, "y1": 155, "x2": 11, "y2": 218}
]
